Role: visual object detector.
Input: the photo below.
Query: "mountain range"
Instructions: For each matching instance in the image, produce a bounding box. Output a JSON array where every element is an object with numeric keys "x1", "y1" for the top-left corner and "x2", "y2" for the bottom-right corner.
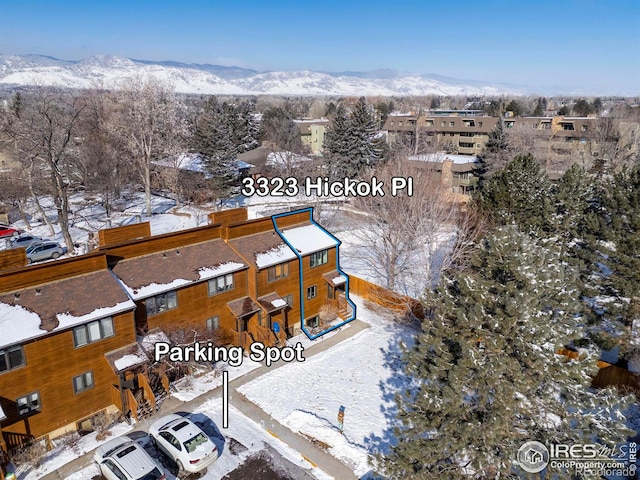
[{"x1": 0, "y1": 54, "x2": 527, "y2": 97}]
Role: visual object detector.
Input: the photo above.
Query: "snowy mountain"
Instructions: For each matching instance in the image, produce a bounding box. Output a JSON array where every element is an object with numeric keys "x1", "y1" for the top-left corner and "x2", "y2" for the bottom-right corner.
[{"x1": 0, "y1": 54, "x2": 523, "y2": 96}]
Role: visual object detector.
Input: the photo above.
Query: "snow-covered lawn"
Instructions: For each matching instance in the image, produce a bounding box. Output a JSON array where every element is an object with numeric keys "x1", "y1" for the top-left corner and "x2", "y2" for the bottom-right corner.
[{"x1": 238, "y1": 296, "x2": 417, "y2": 477}]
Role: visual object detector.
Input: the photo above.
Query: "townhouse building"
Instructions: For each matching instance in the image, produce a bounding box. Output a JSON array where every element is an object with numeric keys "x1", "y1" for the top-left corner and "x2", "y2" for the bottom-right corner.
[{"x1": 0, "y1": 207, "x2": 354, "y2": 464}]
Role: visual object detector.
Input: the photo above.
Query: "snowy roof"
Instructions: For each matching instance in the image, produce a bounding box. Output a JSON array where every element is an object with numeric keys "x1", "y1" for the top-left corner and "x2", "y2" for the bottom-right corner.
[
  {"x1": 111, "y1": 239, "x2": 247, "y2": 300},
  {"x1": 0, "y1": 270, "x2": 135, "y2": 349},
  {"x1": 105, "y1": 343, "x2": 149, "y2": 373},
  {"x1": 408, "y1": 152, "x2": 477, "y2": 164},
  {"x1": 228, "y1": 229, "x2": 296, "y2": 270},
  {"x1": 323, "y1": 270, "x2": 346, "y2": 286},
  {"x1": 279, "y1": 223, "x2": 339, "y2": 256},
  {"x1": 153, "y1": 153, "x2": 254, "y2": 178},
  {"x1": 255, "y1": 244, "x2": 297, "y2": 269},
  {"x1": 257, "y1": 293, "x2": 287, "y2": 313},
  {"x1": 266, "y1": 151, "x2": 314, "y2": 168}
]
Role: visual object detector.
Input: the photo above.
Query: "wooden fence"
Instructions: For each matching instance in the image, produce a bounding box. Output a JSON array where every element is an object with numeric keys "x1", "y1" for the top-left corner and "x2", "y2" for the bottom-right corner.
[{"x1": 347, "y1": 275, "x2": 424, "y2": 319}]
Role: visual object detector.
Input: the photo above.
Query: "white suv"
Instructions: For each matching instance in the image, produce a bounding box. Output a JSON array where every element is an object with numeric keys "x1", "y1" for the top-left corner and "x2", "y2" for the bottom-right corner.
[
  {"x1": 149, "y1": 414, "x2": 218, "y2": 473},
  {"x1": 94, "y1": 436, "x2": 165, "y2": 480}
]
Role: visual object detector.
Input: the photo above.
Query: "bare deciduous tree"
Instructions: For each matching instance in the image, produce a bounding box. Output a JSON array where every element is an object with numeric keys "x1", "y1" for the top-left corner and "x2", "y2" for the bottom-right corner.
[
  {"x1": 110, "y1": 77, "x2": 188, "y2": 215},
  {"x1": 350, "y1": 157, "x2": 484, "y2": 301},
  {"x1": 1, "y1": 88, "x2": 87, "y2": 253}
]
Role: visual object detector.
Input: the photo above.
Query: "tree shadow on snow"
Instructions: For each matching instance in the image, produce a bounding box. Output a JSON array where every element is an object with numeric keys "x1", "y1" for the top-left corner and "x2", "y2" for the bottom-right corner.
[{"x1": 363, "y1": 320, "x2": 416, "y2": 460}]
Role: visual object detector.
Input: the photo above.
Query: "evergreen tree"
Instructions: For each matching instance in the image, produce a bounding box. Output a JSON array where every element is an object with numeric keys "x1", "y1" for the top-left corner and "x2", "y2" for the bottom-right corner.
[
  {"x1": 192, "y1": 98, "x2": 237, "y2": 201},
  {"x1": 597, "y1": 165, "x2": 640, "y2": 315},
  {"x1": 480, "y1": 153, "x2": 554, "y2": 235},
  {"x1": 477, "y1": 119, "x2": 510, "y2": 179},
  {"x1": 324, "y1": 98, "x2": 381, "y2": 178},
  {"x1": 379, "y1": 226, "x2": 633, "y2": 479},
  {"x1": 505, "y1": 99, "x2": 522, "y2": 116},
  {"x1": 232, "y1": 100, "x2": 259, "y2": 153},
  {"x1": 558, "y1": 105, "x2": 571, "y2": 116},
  {"x1": 324, "y1": 104, "x2": 353, "y2": 178},
  {"x1": 348, "y1": 97, "x2": 382, "y2": 171}
]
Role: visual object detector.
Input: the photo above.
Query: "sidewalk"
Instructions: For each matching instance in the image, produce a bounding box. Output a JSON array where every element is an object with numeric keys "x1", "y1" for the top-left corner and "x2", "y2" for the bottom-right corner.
[{"x1": 41, "y1": 319, "x2": 369, "y2": 480}]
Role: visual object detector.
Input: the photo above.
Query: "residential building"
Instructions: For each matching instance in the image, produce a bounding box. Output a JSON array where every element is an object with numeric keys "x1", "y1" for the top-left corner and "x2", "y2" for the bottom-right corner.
[
  {"x1": 0, "y1": 253, "x2": 136, "y2": 453},
  {"x1": 0, "y1": 207, "x2": 353, "y2": 461},
  {"x1": 293, "y1": 119, "x2": 330, "y2": 155},
  {"x1": 384, "y1": 112, "x2": 637, "y2": 175}
]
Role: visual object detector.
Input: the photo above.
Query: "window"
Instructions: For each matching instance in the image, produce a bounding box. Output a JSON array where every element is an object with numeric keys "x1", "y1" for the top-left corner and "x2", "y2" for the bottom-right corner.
[
  {"x1": 206, "y1": 316, "x2": 220, "y2": 331},
  {"x1": 73, "y1": 318, "x2": 114, "y2": 347},
  {"x1": 103, "y1": 460, "x2": 126, "y2": 480},
  {"x1": 459, "y1": 142, "x2": 475, "y2": 148},
  {"x1": 310, "y1": 249, "x2": 328, "y2": 268},
  {"x1": 0, "y1": 345, "x2": 25, "y2": 373},
  {"x1": 463, "y1": 120, "x2": 475, "y2": 127},
  {"x1": 449, "y1": 121, "x2": 455, "y2": 127},
  {"x1": 267, "y1": 262, "x2": 289, "y2": 282},
  {"x1": 208, "y1": 273, "x2": 234, "y2": 296},
  {"x1": 306, "y1": 316, "x2": 320, "y2": 328},
  {"x1": 17, "y1": 391, "x2": 41, "y2": 415},
  {"x1": 283, "y1": 295, "x2": 293, "y2": 307},
  {"x1": 145, "y1": 291, "x2": 178, "y2": 316},
  {"x1": 582, "y1": 124, "x2": 588, "y2": 132},
  {"x1": 478, "y1": 122, "x2": 483, "y2": 127},
  {"x1": 425, "y1": 120, "x2": 434, "y2": 126},
  {"x1": 307, "y1": 285, "x2": 317, "y2": 299},
  {"x1": 73, "y1": 371, "x2": 94, "y2": 394}
]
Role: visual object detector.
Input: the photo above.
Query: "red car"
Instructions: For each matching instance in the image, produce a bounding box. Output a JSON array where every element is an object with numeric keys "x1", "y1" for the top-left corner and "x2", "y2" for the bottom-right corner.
[{"x1": 0, "y1": 225, "x2": 21, "y2": 238}]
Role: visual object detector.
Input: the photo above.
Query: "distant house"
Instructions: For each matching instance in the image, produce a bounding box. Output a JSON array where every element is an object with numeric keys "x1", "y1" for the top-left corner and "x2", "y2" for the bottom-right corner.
[{"x1": 293, "y1": 119, "x2": 330, "y2": 155}]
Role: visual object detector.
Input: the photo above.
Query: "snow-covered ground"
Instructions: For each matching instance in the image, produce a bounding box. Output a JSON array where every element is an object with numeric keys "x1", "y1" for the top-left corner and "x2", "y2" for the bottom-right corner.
[
  {"x1": 64, "y1": 402, "x2": 331, "y2": 480},
  {"x1": 239, "y1": 297, "x2": 417, "y2": 478}
]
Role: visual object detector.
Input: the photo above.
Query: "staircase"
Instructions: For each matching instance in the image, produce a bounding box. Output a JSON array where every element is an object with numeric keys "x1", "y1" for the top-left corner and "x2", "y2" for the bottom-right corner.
[{"x1": 134, "y1": 389, "x2": 154, "y2": 420}]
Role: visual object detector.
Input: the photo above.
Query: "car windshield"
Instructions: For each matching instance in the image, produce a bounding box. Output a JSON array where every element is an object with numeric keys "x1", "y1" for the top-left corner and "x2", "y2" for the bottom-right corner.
[
  {"x1": 25, "y1": 245, "x2": 40, "y2": 253},
  {"x1": 183, "y1": 432, "x2": 208, "y2": 453},
  {"x1": 140, "y1": 467, "x2": 163, "y2": 480}
]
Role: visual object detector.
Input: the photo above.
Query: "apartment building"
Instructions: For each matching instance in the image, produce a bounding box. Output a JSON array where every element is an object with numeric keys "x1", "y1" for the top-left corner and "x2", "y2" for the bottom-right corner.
[{"x1": 383, "y1": 112, "x2": 624, "y2": 174}]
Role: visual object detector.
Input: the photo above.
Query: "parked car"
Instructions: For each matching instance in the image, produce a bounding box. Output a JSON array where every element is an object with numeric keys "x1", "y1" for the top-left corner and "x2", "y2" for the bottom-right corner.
[
  {"x1": 0, "y1": 225, "x2": 20, "y2": 239},
  {"x1": 94, "y1": 436, "x2": 165, "y2": 480},
  {"x1": 149, "y1": 414, "x2": 218, "y2": 473},
  {"x1": 10, "y1": 234, "x2": 43, "y2": 249},
  {"x1": 25, "y1": 242, "x2": 67, "y2": 263}
]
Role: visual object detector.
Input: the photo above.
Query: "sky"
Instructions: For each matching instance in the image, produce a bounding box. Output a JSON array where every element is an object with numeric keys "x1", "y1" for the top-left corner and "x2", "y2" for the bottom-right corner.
[{"x1": 1, "y1": 0, "x2": 639, "y2": 94}]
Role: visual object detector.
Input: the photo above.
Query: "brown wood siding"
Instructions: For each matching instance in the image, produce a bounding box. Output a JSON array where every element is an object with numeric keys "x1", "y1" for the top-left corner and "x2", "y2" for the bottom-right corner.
[
  {"x1": 98, "y1": 222, "x2": 151, "y2": 247},
  {"x1": 272, "y1": 211, "x2": 312, "y2": 230},
  {"x1": 143, "y1": 270, "x2": 249, "y2": 335},
  {"x1": 102, "y1": 225, "x2": 222, "y2": 260},
  {"x1": 0, "y1": 248, "x2": 27, "y2": 271},
  {"x1": 0, "y1": 311, "x2": 136, "y2": 441},
  {"x1": 208, "y1": 208, "x2": 248, "y2": 227},
  {"x1": 300, "y1": 248, "x2": 337, "y2": 319},
  {"x1": 225, "y1": 217, "x2": 274, "y2": 240},
  {"x1": 256, "y1": 259, "x2": 301, "y2": 330},
  {"x1": 0, "y1": 253, "x2": 108, "y2": 293}
]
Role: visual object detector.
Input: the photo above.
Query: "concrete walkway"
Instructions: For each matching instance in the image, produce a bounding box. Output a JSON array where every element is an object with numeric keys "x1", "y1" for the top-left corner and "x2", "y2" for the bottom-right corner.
[{"x1": 41, "y1": 319, "x2": 369, "y2": 480}]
